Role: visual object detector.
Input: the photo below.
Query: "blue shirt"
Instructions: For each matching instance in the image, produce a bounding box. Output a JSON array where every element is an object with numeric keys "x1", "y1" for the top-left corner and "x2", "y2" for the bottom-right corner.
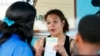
[{"x1": 0, "y1": 34, "x2": 34, "y2": 56}]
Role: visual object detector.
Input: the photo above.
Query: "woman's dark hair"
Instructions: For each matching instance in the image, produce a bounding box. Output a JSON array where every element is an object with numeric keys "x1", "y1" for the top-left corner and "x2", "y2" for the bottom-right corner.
[
  {"x1": 0, "y1": 1, "x2": 36, "y2": 52},
  {"x1": 44, "y1": 9, "x2": 69, "y2": 33}
]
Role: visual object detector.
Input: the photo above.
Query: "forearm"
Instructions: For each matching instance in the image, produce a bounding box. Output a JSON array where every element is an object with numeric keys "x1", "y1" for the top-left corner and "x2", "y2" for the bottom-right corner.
[{"x1": 61, "y1": 52, "x2": 68, "y2": 56}]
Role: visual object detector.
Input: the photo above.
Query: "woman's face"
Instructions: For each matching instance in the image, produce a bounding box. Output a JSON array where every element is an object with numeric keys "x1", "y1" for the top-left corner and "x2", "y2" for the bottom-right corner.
[{"x1": 45, "y1": 14, "x2": 64, "y2": 36}]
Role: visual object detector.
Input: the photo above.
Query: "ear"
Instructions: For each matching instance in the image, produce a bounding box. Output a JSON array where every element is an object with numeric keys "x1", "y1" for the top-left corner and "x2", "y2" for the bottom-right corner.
[
  {"x1": 76, "y1": 33, "x2": 81, "y2": 43},
  {"x1": 62, "y1": 20, "x2": 65, "y2": 27}
]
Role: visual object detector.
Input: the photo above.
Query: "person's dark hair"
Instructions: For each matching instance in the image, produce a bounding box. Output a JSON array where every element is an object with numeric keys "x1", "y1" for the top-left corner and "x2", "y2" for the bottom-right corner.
[
  {"x1": 0, "y1": 1, "x2": 36, "y2": 52},
  {"x1": 78, "y1": 15, "x2": 100, "y2": 44},
  {"x1": 44, "y1": 9, "x2": 69, "y2": 33}
]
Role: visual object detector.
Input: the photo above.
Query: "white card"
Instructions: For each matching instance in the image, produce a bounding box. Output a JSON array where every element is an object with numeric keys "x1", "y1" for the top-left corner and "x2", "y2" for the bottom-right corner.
[{"x1": 44, "y1": 37, "x2": 58, "y2": 56}]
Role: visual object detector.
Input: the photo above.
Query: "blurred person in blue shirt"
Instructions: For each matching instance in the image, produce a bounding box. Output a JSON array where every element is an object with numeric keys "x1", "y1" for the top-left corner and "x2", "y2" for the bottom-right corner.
[{"x1": 0, "y1": 1, "x2": 36, "y2": 56}]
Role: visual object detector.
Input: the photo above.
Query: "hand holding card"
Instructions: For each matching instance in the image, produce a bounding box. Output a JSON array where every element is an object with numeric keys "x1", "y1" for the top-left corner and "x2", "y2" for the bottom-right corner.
[{"x1": 44, "y1": 37, "x2": 58, "y2": 56}]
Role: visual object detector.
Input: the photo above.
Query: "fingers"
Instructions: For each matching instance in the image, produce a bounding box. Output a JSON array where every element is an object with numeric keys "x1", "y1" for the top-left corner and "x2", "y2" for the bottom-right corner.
[
  {"x1": 53, "y1": 45, "x2": 66, "y2": 54},
  {"x1": 35, "y1": 47, "x2": 44, "y2": 53},
  {"x1": 53, "y1": 45, "x2": 59, "y2": 51}
]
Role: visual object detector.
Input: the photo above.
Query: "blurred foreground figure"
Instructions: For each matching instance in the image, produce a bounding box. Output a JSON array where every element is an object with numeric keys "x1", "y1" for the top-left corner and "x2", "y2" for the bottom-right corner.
[
  {"x1": 0, "y1": 1, "x2": 36, "y2": 56},
  {"x1": 74, "y1": 15, "x2": 100, "y2": 56}
]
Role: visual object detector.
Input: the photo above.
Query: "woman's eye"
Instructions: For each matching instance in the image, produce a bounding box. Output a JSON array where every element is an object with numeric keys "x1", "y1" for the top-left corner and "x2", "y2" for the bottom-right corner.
[
  {"x1": 54, "y1": 21, "x2": 58, "y2": 23},
  {"x1": 46, "y1": 22, "x2": 50, "y2": 24}
]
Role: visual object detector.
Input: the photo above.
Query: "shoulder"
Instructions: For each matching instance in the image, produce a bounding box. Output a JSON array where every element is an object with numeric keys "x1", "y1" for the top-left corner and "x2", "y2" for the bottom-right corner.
[
  {"x1": 65, "y1": 35, "x2": 73, "y2": 42},
  {"x1": 13, "y1": 44, "x2": 33, "y2": 56},
  {"x1": 69, "y1": 37, "x2": 76, "y2": 55},
  {"x1": 8, "y1": 34, "x2": 28, "y2": 47},
  {"x1": 65, "y1": 35, "x2": 76, "y2": 51},
  {"x1": 2, "y1": 34, "x2": 28, "y2": 48},
  {"x1": 12, "y1": 39, "x2": 33, "y2": 56},
  {"x1": 1, "y1": 34, "x2": 34, "y2": 56}
]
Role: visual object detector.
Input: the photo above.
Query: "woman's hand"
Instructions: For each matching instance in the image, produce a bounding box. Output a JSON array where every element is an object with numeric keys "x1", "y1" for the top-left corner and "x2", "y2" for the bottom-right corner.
[
  {"x1": 54, "y1": 45, "x2": 68, "y2": 56},
  {"x1": 34, "y1": 38, "x2": 44, "y2": 56}
]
